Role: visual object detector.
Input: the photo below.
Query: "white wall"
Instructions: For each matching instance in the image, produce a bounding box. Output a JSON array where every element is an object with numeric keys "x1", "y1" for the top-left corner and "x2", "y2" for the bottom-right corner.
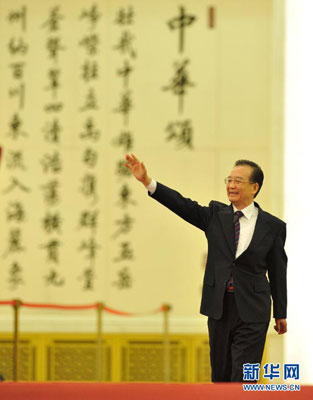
[{"x1": 285, "y1": 0, "x2": 313, "y2": 385}]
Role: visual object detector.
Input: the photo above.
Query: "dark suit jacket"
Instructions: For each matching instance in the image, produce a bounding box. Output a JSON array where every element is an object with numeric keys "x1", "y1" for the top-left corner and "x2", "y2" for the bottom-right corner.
[{"x1": 149, "y1": 182, "x2": 287, "y2": 323}]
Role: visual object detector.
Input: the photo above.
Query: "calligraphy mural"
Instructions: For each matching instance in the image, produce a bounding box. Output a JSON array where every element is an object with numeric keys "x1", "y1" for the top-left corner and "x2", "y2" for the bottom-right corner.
[{"x1": 0, "y1": 0, "x2": 220, "y2": 316}]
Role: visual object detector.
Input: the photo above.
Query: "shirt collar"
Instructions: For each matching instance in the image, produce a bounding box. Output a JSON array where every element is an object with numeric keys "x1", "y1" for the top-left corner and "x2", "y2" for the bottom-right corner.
[{"x1": 232, "y1": 201, "x2": 257, "y2": 220}]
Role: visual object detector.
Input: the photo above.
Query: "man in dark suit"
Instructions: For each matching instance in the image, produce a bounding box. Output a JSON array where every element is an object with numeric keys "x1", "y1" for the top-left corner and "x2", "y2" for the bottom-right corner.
[{"x1": 125, "y1": 153, "x2": 287, "y2": 382}]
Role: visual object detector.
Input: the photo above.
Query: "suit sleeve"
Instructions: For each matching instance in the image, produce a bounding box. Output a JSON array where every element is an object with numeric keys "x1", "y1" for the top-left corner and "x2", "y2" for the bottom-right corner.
[
  {"x1": 148, "y1": 182, "x2": 212, "y2": 231},
  {"x1": 267, "y1": 224, "x2": 288, "y2": 319}
]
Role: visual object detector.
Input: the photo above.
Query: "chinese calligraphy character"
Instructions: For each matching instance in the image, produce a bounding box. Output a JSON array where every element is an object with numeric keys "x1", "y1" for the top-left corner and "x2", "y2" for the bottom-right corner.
[
  {"x1": 8, "y1": 6, "x2": 27, "y2": 31},
  {"x1": 113, "y1": 214, "x2": 134, "y2": 238},
  {"x1": 44, "y1": 102, "x2": 63, "y2": 113},
  {"x1": 42, "y1": 6, "x2": 64, "y2": 32},
  {"x1": 3, "y1": 177, "x2": 30, "y2": 194},
  {"x1": 117, "y1": 60, "x2": 133, "y2": 87},
  {"x1": 42, "y1": 212, "x2": 62, "y2": 233},
  {"x1": 163, "y1": 59, "x2": 195, "y2": 113},
  {"x1": 81, "y1": 60, "x2": 99, "y2": 82},
  {"x1": 79, "y1": 268, "x2": 95, "y2": 290},
  {"x1": 6, "y1": 202, "x2": 25, "y2": 222},
  {"x1": 4, "y1": 229, "x2": 25, "y2": 257},
  {"x1": 80, "y1": 88, "x2": 98, "y2": 111},
  {"x1": 115, "y1": 7, "x2": 134, "y2": 25},
  {"x1": 45, "y1": 268, "x2": 65, "y2": 286},
  {"x1": 41, "y1": 240, "x2": 61, "y2": 263},
  {"x1": 41, "y1": 152, "x2": 62, "y2": 174},
  {"x1": 113, "y1": 131, "x2": 133, "y2": 151},
  {"x1": 79, "y1": 238, "x2": 100, "y2": 260},
  {"x1": 168, "y1": 6, "x2": 196, "y2": 53},
  {"x1": 79, "y1": 34, "x2": 99, "y2": 56},
  {"x1": 80, "y1": 118, "x2": 100, "y2": 141},
  {"x1": 80, "y1": 4, "x2": 101, "y2": 30},
  {"x1": 43, "y1": 118, "x2": 62, "y2": 143},
  {"x1": 114, "y1": 242, "x2": 134, "y2": 262},
  {"x1": 115, "y1": 90, "x2": 132, "y2": 125},
  {"x1": 8, "y1": 38, "x2": 28, "y2": 55},
  {"x1": 165, "y1": 119, "x2": 193, "y2": 149},
  {"x1": 7, "y1": 113, "x2": 28, "y2": 140},
  {"x1": 41, "y1": 180, "x2": 60, "y2": 205},
  {"x1": 118, "y1": 184, "x2": 136, "y2": 208},
  {"x1": 114, "y1": 31, "x2": 136, "y2": 58},
  {"x1": 45, "y1": 68, "x2": 61, "y2": 98},
  {"x1": 79, "y1": 210, "x2": 98, "y2": 230},
  {"x1": 113, "y1": 267, "x2": 132, "y2": 289},
  {"x1": 8, "y1": 262, "x2": 24, "y2": 290},
  {"x1": 10, "y1": 62, "x2": 26, "y2": 80},
  {"x1": 83, "y1": 148, "x2": 98, "y2": 168},
  {"x1": 80, "y1": 174, "x2": 98, "y2": 201},
  {"x1": 6, "y1": 150, "x2": 26, "y2": 170},
  {"x1": 116, "y1": 159, "x2": 132, "y2": 177},
  {"x1": 9, "y1": 83, "x2": 25, "y2": 109},
  {"x1": 46, "y1": 37, "x2": 65, "y2": 61}
]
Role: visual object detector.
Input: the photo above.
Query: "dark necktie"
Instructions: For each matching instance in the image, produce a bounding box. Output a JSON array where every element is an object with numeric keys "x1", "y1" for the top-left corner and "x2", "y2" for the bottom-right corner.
[
  {"x1": 227, "y1": 210, "x2": 244, "y2": 292},
  {"x1": 234, "y1": 210, "x2": 244, "y2": 251}
]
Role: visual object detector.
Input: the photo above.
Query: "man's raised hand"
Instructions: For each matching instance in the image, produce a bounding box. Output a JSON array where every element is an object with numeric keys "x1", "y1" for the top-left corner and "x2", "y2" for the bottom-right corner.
[{"x1": 124, "y1": 153, "x2": 151, "y2": 187}]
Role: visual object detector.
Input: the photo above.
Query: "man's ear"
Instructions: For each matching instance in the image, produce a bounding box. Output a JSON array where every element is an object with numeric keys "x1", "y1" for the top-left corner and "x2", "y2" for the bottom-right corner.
[{"x1": 253, "y1": 182, "x2": 259, "y2": 196}]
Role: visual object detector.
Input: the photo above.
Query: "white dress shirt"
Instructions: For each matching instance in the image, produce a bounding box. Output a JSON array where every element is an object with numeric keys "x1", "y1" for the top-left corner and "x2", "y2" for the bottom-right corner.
[
  {"x1": 146, "y1": 178, "x2": 258, "y2": 258},
  {"x1": 233, "y1": 202, "x2": 258, "y2": 258}
]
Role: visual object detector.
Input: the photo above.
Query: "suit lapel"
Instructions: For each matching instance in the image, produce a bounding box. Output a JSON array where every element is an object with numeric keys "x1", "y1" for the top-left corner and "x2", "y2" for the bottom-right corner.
[
  {"x1": 218, "y1": 202, "x2": 271, "y2": 259},
  {"x1": 236, "y1": 204, "x2": 270, "y2": 259},
  {"x1": 218, "y1": 205, "x2": 235, "y2": 256}
]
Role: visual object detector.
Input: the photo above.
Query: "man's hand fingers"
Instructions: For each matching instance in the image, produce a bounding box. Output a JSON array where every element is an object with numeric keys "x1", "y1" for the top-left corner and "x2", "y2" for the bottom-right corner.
[
  {"x1": 274, "y1": 320, "x2": 287, "y2": 335},
  {"x1": 131, "y1": 153, "x2": 139, "y2": 162},
  {"x1": 125, "y1": 153, "x2": 139, "y2": 167},
  {"x1": 125, "y1": 153, "x2": 148, "y2": 184},
  {"x1": 278, "y1": 323, "x2": 282, "y2": 334},
  {"x1": 274, "y1": 322, "x2": 281, "y2": 333},
  {"x1": 125, "y1": 154, "x2": 133, "y2": 163},
  {"x1": 280, "y1": 323, "x2": 287, "y2": 334}
]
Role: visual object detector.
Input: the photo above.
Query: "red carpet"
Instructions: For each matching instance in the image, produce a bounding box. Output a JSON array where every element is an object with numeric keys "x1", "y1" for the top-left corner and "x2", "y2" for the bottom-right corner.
[{"x1": 0, "y1": 383, "x2": 312, "y2": 400}]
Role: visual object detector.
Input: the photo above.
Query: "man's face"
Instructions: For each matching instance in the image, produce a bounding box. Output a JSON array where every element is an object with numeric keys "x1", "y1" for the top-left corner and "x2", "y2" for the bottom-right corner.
[{"x1": 226, "y1": 165, "x2": 259, "y2": 209}]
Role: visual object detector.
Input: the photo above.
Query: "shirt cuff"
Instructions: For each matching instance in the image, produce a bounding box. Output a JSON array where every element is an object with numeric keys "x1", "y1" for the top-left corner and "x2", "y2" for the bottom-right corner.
[{"x1": 146, "y1": 179, "x2": 157, "y2": 194}]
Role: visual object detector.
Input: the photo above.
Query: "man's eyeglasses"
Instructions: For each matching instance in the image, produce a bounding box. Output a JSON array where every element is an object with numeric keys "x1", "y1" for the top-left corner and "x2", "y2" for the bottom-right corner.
[{"x1": 224, "y1": 178, "x2": 254, "y2": 185}]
